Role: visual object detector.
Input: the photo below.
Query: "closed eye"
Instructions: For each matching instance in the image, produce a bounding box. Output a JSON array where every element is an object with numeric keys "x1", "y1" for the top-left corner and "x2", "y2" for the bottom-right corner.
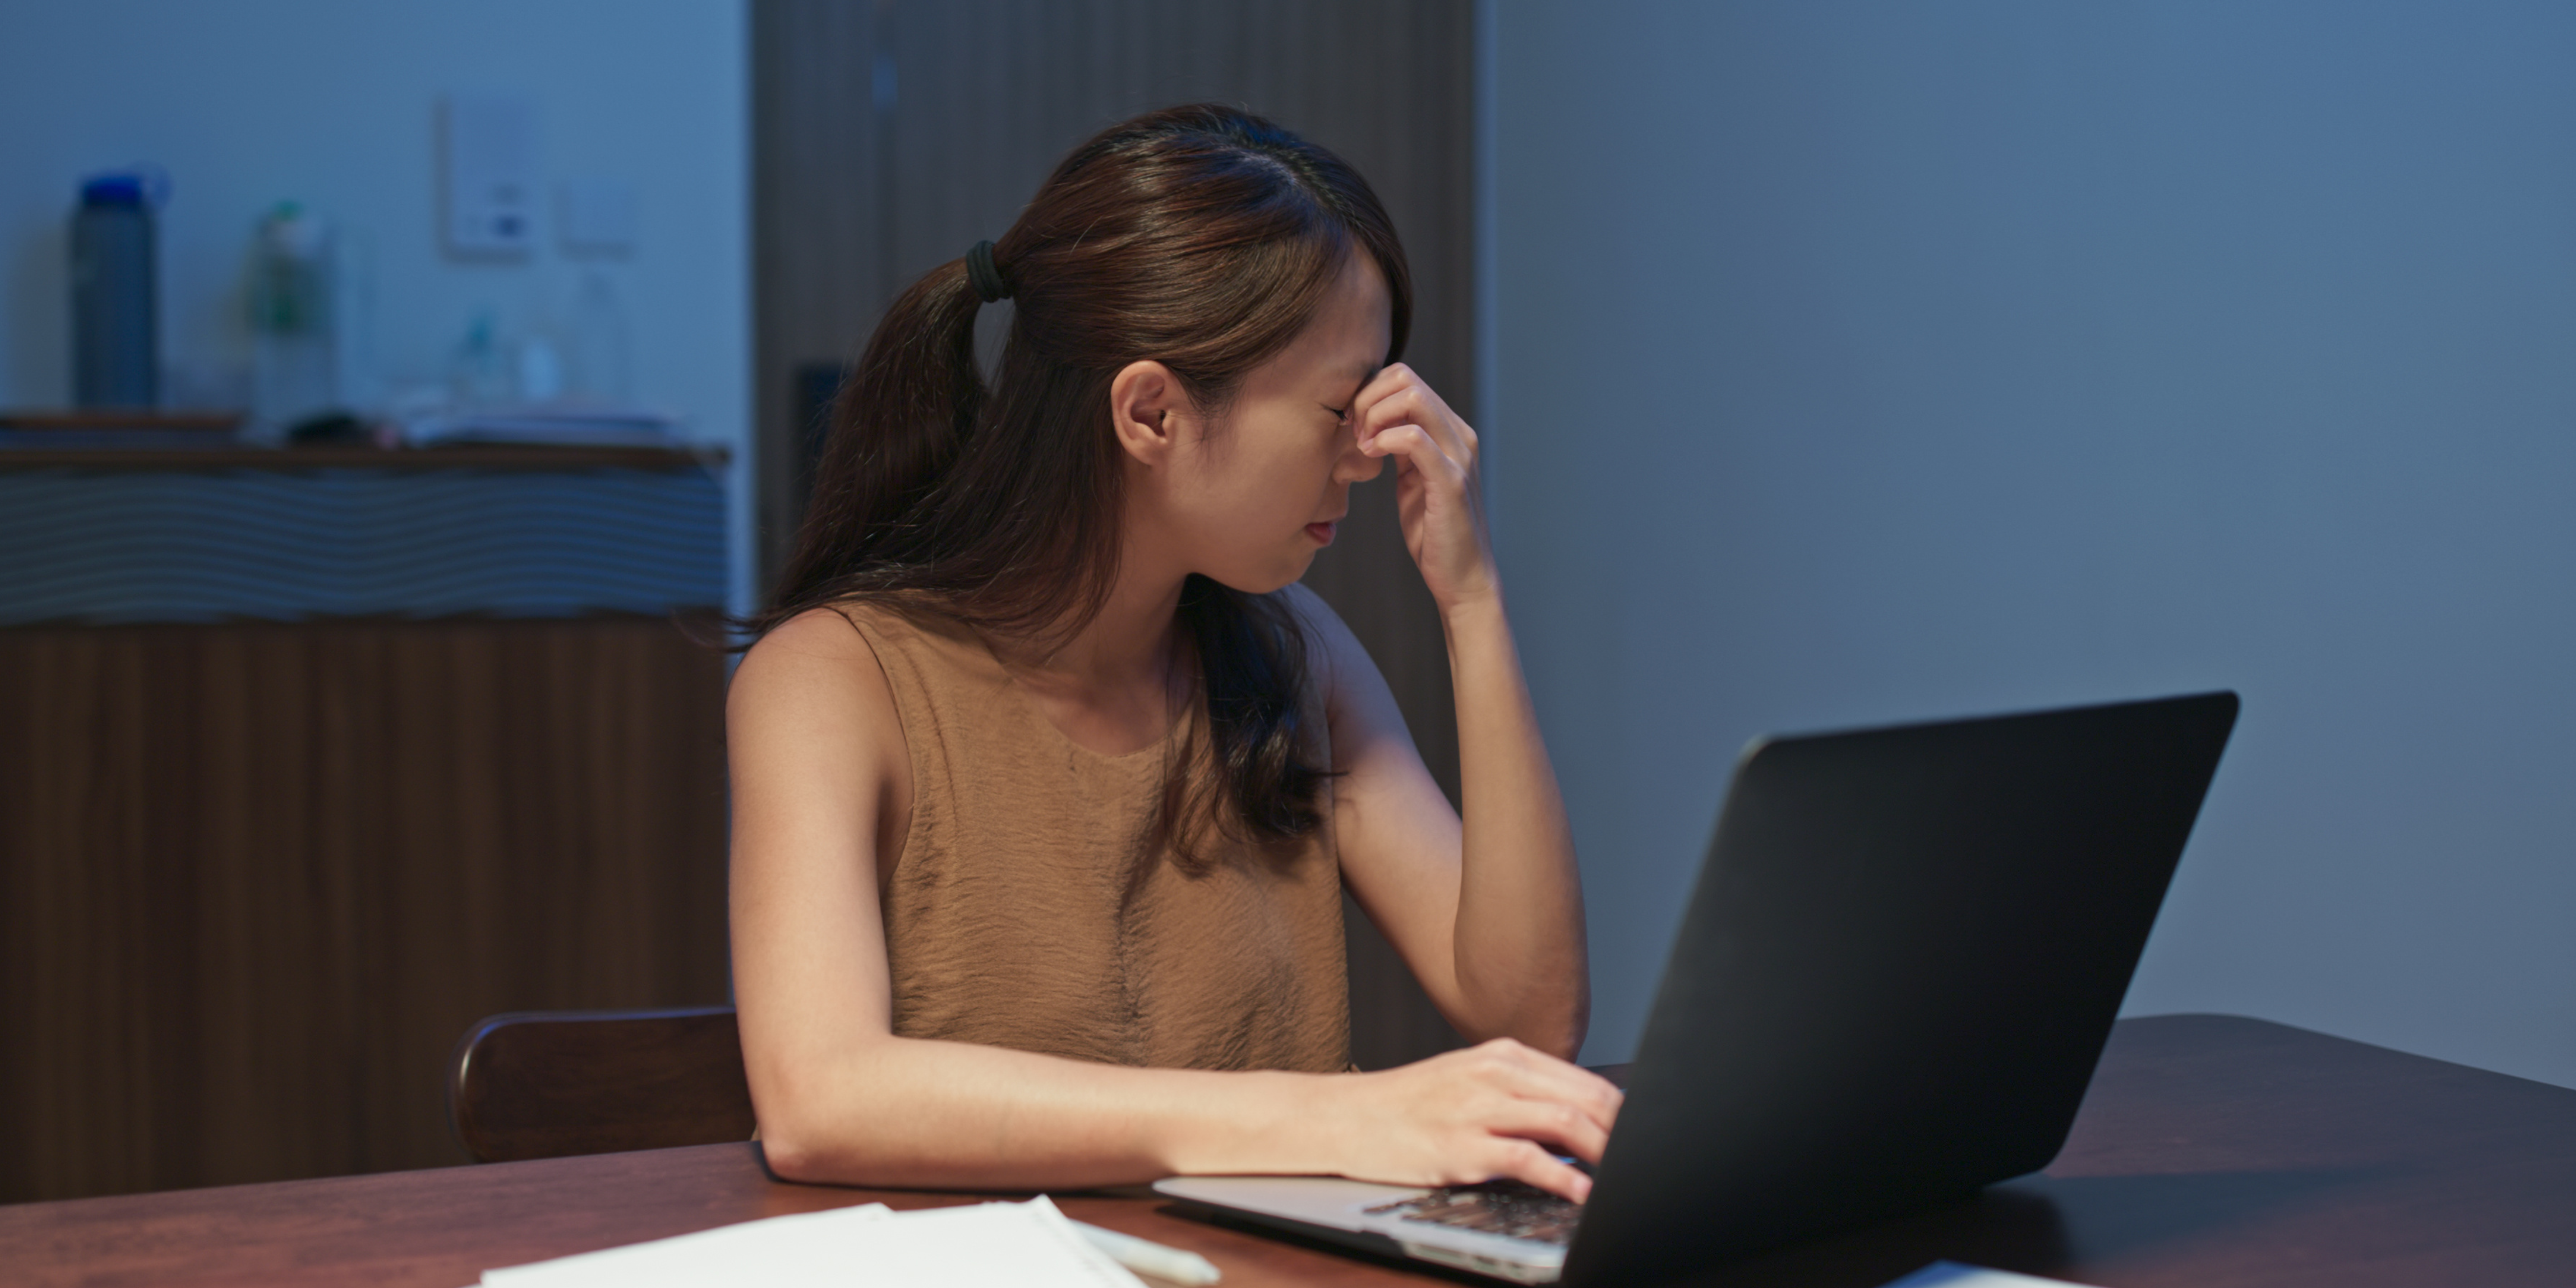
[{"x1": 1322, "y1": 403, "x2": 1350, "y2": 422}]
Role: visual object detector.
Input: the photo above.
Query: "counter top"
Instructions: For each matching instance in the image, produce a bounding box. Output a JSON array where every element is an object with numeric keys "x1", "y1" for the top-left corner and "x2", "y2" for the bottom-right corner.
[{"x1": 0, "y1": 445, "x2": 727, "y2": 471}]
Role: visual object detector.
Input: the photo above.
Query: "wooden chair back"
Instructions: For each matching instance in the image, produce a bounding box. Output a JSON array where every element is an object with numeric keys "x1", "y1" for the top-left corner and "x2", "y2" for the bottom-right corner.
[{"x1": 448, "y1": 1007, "x2": 756, "y2": 1163}]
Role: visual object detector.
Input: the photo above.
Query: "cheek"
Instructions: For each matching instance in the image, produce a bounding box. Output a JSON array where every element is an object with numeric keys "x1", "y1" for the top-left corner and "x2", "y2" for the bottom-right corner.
[
  {"x1": 1193, "y1": 423, "x2": 1333, "y2": 520},
  {"x1": 1190, "y1": 468, "x2": 1301, "y2": 547},
  {"x1": 1163, "y1": 425, "x2": 1337, "y2": 591}
]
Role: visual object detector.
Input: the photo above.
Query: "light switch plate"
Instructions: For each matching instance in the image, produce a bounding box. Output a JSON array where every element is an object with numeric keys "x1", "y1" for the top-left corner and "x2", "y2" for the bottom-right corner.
[{"x1": 442, "y1": 95, "x2": 538, "y2": 256}]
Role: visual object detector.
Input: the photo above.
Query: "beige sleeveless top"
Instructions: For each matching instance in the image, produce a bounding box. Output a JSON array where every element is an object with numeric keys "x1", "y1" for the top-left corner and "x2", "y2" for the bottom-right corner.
[{"x1": 840, "y1": 600, "x2": 1351, "y2": 1073}]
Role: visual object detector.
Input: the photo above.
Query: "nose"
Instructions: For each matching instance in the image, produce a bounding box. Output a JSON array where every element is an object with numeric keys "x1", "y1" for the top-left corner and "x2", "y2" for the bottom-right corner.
[{"x1": 1332, "y1": 430, "x2": 1384, "y2": 485}]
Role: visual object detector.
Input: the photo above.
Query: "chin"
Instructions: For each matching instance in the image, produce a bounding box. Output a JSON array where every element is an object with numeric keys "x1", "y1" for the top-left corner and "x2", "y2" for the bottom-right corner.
[{"x1": 1199, "y1": 553, "x2": 1315, "y2": 597}]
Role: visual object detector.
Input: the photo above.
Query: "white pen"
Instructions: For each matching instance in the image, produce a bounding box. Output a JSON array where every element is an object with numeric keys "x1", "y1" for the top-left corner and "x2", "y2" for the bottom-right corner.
[{"x1": 1071, "y1": 1218, "x2": 1223, "y2": 1285}]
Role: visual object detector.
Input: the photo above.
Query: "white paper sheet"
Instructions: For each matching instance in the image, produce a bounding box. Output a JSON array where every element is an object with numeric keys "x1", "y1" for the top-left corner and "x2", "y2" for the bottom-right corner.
[
  {"x1": 482, "y1": 1196, "x2": 1146, "y2": 1288},
  {"x1": 1880, "y1": 1262, "x2": 2100, "y2": 1288}
]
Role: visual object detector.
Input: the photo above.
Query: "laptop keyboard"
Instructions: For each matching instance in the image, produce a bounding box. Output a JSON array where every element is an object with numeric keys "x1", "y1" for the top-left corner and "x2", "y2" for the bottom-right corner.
[{"x1": 1364, "y1": 1181, "x2": 1582, "y2": 1246}]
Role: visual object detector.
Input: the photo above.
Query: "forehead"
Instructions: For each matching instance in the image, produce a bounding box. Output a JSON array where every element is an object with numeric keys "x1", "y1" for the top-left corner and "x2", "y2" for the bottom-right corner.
[{"x1": 1285, "y1": 252, "x2": 1393, "y2": 385}]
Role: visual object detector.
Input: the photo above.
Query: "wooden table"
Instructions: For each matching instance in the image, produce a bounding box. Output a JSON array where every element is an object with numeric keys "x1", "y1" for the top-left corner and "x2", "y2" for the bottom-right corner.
[{"x1": 9, "y1": 1014, "x2": 2575, "y2": 1287}]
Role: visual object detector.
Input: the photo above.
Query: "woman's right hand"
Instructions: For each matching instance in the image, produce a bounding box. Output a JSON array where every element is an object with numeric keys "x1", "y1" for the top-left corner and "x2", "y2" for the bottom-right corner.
[{"x1": 1314, "y1": 1038, "x2": 1623, "y2": 1202}]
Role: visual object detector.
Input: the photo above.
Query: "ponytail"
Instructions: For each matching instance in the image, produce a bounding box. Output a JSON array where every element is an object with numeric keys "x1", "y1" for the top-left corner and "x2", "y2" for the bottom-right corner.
[{"x1": 766, "y1": 261, "x2": 986, "y2": 612}]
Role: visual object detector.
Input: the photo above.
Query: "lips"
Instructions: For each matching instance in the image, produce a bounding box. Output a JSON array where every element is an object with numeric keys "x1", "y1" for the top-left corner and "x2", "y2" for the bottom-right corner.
[{"x1": 1305, "y1": 521, "x2": 1338, "y2": 545}]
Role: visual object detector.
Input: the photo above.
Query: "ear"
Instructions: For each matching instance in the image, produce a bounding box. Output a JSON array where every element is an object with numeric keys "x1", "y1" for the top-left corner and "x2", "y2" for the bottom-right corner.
[{"x1": 1109, "y1": 360, "x2": 1198, "y2": 467}]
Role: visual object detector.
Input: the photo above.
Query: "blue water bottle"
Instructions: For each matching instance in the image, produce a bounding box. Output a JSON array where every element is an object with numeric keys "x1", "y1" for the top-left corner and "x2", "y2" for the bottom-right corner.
[{"x1": 71, "y1": 171, "x2": 162, "y2": 408}]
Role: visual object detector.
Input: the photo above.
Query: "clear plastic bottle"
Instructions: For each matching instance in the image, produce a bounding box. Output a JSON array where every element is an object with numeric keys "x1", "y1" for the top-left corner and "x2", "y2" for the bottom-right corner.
[
  {"x1": 448, "y1": 310, "x2": 512, "y2": 407},
  {"x1": 565, "y1": 269, "x2": 632, "y2": 404},
  {"x1": 248, "y1": 202, "x2": 339, "y2": 435}
]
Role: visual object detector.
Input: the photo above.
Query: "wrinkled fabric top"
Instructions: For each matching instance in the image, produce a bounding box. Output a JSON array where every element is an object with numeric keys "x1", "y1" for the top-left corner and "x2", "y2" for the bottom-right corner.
[{"x1": 837, "y1": 600, "x2": 1350, "y2": 1073}]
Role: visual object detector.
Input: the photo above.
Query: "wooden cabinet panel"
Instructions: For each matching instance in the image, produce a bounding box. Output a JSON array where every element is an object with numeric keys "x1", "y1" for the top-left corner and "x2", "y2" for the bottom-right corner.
[{"x1": 0, "y1": 618, "x2": 731, "y2": 1203}]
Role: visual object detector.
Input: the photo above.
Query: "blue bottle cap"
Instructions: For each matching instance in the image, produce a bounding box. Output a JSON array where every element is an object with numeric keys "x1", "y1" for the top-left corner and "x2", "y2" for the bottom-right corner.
[
  {"x1": 81, "y1": 175, "x2": 145, "y2": 207},
  {"x1": 80, "y1": 168, "x2": 168, "y2": 208}
]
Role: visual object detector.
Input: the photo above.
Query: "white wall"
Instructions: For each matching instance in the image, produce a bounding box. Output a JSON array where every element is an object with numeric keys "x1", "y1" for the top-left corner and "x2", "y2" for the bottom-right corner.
[
  {"x1": 1491, "y1": 1, "x2": 2576, "y2": 1086},
  {"x1": 0, "y1": 0, "x2": 752, "y2": 610}
]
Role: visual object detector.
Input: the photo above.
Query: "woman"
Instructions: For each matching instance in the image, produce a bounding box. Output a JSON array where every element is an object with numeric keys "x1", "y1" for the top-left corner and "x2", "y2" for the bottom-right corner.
[{"x1": 729, "y1": 104, "x2": 1616, "y2": 1203}]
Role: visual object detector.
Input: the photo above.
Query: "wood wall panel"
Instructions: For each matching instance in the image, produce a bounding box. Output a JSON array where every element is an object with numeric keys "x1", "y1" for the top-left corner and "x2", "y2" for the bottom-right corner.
[
  {"x1": 752, "y1": 0, "x2": 890, "y2": 584},
  {"x1": 754, "y1": 0, "x2": 1476, "y2": 1070},
  {"x1": 0, "y1": 618, "x2": 731, "y2": 1203}
]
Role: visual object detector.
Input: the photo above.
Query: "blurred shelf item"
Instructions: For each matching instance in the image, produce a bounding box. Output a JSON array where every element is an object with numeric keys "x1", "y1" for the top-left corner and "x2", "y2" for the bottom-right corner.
[
  {"x1": 401, "y1": 403, "x2": 678, "y2": 449},
  {"x1": 0, "y1": 443, "x2": 726, "y2": 471}
]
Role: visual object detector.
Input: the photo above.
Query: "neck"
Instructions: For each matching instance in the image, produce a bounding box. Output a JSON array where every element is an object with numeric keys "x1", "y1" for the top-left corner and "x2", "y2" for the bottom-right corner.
[{"x1": 990, "y1": 541, "x2": 1188, "y2": 698}]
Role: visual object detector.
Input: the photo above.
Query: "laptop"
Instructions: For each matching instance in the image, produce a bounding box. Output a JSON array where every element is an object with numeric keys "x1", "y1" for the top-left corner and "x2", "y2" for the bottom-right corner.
[{"x1": 1156, "y1": 690, "x2": 2239, "y2": 1284}]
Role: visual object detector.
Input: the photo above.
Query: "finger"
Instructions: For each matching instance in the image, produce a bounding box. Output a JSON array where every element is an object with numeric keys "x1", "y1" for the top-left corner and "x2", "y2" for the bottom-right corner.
[
  {"x1": 1357, "y1": 385, "x2": 1472, "y2": 466},
  {"x1": 1362, "y1": 425, "x2": 1459, "y2": 483},
  {"x1": 1481, "y1": 1138, "x2": 1594, "y2": 1204},
  {"x1": 1353, "y1": 380, "x2": 1424, "y2": 434},
  {"x1": 1351, "y1": 366, "x2": 1464, "y2": 454},
  {"x1": 1354, "y1": 363, "x2": 1456, "y2": 426},
  {"x1": 1347, "y1": 362, "x2": 1420, "y2": 423},
  {"x1": 1468, "y1": 1041, "x2": 1624, "y2": 1134},
  {"x1": 1469, "y1": 1037, "x2": 1622, "y2": 1107},
  {"x1": 1358, "y1": 423, "x2": 1466, "y2": 489},
  {"x1": 1476, "y1": 1094, "x2": 1611, "y2": 1163},
  {"x1": 1352, "y1": 385, "x2": 1419, "y2": 448}
]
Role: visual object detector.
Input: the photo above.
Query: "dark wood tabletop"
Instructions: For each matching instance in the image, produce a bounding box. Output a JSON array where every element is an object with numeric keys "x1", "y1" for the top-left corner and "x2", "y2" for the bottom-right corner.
[{"x1": 8, "y1": 1014, "x2": 2574, "y2": 1287}]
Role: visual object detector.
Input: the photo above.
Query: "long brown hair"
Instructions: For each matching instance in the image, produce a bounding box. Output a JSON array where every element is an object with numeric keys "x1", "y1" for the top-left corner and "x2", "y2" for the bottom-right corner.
[{"x1": 757, "y1": 103, "x2": 1414, "y2": 853}]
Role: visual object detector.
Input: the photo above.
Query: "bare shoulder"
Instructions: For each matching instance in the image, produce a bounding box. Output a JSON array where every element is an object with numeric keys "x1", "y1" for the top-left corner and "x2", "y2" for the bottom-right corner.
[
  {"x1": 728, "y1": 604, "x2": 903, "y2": 752},
  {"x1": 735, "y1": 604, "x2": 878, "y2": 686}
]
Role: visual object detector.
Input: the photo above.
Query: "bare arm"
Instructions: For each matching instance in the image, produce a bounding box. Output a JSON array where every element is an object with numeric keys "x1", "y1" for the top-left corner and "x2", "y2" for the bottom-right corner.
[
  {"x1": 1330, "y1": 363, "x2": 1590, "y2": 1057},
  {"x1": 729, "y1": 608, "x2": 1615, "y2": 1199}
]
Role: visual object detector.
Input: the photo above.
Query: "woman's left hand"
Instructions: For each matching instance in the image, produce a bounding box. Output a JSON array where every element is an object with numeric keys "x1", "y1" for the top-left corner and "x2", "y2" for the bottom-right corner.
[{"x1": 1354, "y1": 363, "x2": 1496, "y2": 612}]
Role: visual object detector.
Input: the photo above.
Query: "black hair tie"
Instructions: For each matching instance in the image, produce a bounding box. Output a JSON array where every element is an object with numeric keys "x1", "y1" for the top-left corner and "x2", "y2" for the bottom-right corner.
[{"x1": 965, "y1": 240, "x2": 1010, "y2": 303}]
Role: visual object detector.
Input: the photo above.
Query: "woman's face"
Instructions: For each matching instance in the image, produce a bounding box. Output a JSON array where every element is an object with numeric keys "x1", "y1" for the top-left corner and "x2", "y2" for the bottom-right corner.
[{"x1": 1143, "y1": 252, "x2": 1392, "y2": 594}]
